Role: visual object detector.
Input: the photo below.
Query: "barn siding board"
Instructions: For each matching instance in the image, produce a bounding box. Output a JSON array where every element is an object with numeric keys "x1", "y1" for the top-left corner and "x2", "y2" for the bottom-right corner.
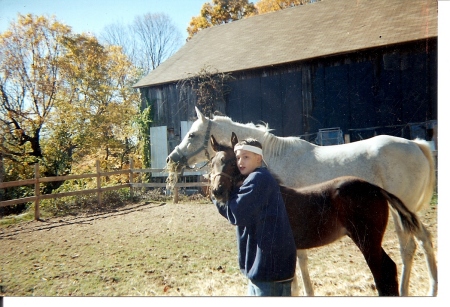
[
  {"x1": 429, "y1": 49, "x2": 438, "y2": 119},
  {"x1": 311, "y1": 65, "x2": 326, "y2": 134},
  {"x1": 323, "y1": 64, "x2": 349, "y2": 130},
  {"x1": 300, "y1": 68, "x2": 312, "y2": 137},
  {"x1": 403, "y1": 51, "x2": 420, "y2": 126},
  {"x1": 377, "y1": 55, "x2": 402, "y2": 128},
  {"x1": 348, "y1": 61, "x2": 375, "y2": 131},
  {"x1": 281, "y1": 71, "x2": 302, "y2": 137},
  {"x1": 402, "y1": 52, "x2": 427, "y2": 124},
  {"x1": 261, "y1": 75, "x2": 283, "y2": 136},
  {"x1": 227, "y1": 80, "x2": 245, "y2": 121},
  {"x1": 227, "y1": 78, "x2": 262, "y2": 124},
  {"x1": 139, "y1": 40, "x2": 436, "y2": 145},
  {"x1": 225, "y1": 81, "x2": 243, "y2": 121},
  {"x1": 244, "y1": 78, "x2": 262, "y2": 124}
]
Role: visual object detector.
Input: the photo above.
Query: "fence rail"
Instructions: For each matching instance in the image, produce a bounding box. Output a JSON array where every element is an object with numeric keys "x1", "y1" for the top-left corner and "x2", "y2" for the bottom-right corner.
[{"x1": 0, "y1": 160, "x2": 209, "y2": 220}]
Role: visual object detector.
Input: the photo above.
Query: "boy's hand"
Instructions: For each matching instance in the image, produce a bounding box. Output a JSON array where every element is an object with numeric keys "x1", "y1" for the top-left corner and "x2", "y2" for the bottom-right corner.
[{"x1": 235, "y1": 175, "x2": 246, "y2": 188}]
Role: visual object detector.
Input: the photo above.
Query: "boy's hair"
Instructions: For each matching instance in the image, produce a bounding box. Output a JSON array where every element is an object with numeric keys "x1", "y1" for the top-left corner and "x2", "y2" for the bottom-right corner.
[{"x1": 235, "y1": 138, "x2": 262, "y2": 150}]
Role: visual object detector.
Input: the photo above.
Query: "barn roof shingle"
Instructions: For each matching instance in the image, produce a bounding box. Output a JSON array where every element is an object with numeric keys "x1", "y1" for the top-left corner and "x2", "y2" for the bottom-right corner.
[{"x1": 133, "y1": 0, "x2": 437, "y2": 88}]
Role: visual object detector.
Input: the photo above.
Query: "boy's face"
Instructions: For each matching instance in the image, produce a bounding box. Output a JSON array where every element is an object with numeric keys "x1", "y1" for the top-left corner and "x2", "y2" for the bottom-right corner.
[{"x1": 235, "y1": 149, "x2": 262, "y2": 176}]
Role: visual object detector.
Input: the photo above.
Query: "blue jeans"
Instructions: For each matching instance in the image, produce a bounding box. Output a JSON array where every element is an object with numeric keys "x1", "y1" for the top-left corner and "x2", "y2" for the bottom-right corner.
[{"x1": 247, "y1": 279, "x2": 292, "y2": 296}]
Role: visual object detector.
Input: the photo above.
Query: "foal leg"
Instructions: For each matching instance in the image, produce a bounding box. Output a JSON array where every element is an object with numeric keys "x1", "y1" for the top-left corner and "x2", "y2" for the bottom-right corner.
[
  {"x1": 297, "y1": 249, "x2": 314, "y2": 296},
  {"x1": 358, "y1": 243, "x2": 399, "y2": 296},
  {"x1": 347, "y1": 210, "x2": 398, "y2": 296},
  {"x1": 377, "y1": 249, "x2": 399, "y2": 296}
]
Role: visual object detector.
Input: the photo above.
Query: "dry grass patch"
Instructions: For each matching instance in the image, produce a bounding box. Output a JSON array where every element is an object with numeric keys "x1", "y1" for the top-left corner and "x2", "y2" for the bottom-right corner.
[{"x1": 0, "y1": 196, "x2": 438, "y2": 296}]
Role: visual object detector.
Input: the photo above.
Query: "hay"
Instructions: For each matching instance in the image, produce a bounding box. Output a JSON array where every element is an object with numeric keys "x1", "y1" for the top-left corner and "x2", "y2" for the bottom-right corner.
[{"x1": 165, "y1": 160, "x2": 180, "y2": 191}]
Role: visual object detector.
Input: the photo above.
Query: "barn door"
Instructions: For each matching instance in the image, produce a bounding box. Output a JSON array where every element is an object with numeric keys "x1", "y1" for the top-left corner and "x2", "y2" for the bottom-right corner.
[{"x1": 150, "y1": 126, "x2": 168, "y2": 169}]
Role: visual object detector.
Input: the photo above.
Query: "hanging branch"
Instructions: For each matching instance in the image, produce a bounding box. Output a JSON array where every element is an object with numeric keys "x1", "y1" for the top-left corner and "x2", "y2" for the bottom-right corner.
[{"x1": 177, "y1": 66, "x2": 234, "y2": 117}]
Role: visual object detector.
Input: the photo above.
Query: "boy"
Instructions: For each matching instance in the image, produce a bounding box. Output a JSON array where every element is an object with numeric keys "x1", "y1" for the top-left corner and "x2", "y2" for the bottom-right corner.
[{"x1": 212, "y1": 138, "x2": 297, "y2": 296}]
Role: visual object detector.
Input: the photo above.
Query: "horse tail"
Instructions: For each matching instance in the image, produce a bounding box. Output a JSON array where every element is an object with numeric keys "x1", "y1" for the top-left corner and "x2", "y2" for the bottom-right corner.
[
  {"x1": 413, "y1": 139, "x2": 436, "y2": 212},
  {"x1": 380, "y1": 189, "x2": 421, "y2": 234}
]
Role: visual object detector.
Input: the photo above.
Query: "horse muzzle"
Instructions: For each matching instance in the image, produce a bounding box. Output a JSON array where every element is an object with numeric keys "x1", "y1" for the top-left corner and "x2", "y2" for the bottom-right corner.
[
  {"x1": 166, "y1": 146, "x2": 188, "y2": 167},
  {"x1": 212, "y1": 184, "x2": 229, "y2": 202},
  {"x1": 210, "y1": 172, "x2": 234, "y2": 202}
]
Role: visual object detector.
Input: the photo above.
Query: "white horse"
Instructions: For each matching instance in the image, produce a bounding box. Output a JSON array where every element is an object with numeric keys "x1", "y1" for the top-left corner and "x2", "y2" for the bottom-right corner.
[{"x1": 167, "y1": 107, "x2": 437, "y2": 296}]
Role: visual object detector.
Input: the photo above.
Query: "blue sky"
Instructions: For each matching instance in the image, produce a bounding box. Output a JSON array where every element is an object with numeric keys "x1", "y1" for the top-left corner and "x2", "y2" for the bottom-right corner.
[{"x1": 0, "y1": 0, "x2": 208, "y2": 40}]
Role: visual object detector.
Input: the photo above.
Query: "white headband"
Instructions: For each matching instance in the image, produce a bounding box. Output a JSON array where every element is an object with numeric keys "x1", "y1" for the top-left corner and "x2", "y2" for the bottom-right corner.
[{"x1": 234, "y1": 144, "x2": 263, "y2": 156}]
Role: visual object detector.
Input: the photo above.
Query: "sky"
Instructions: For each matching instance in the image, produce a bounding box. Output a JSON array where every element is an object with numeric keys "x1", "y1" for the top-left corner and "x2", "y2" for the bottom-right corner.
[{"x1": 0, "y1": 0, "x2": 208, "y2": 40}]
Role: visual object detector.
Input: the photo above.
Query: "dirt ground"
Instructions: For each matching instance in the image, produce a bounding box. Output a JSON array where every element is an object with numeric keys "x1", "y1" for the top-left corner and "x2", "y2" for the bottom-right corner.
[{"x1": 0, "y1": 197, "x2": 438, "y2": 297}]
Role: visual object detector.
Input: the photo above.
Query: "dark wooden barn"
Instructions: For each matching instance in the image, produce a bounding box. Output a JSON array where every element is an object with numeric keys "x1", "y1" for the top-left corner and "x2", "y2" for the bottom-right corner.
[{"x1": 133, "y1": 0, "x2": 437, "y2": 169}]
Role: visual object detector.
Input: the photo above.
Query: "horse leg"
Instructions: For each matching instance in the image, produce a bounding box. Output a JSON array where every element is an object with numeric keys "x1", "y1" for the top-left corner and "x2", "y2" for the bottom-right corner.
[
  {"x1": 392, "y1": 212, "x2": 416, "y2": 296},
  {"x1": 297, "y1": 249, "x2": 314, "y2": 296},
  {"x1": 413, "y1": 221, "x2": 438, "y2": 296},
  {"x1": 291, "y1": 271, "x2": 300, "y2": 296}
]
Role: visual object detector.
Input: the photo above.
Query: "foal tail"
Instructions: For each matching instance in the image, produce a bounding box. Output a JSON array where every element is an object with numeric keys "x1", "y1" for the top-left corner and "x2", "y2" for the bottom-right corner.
[{"x1": 380, "y1": 189, "x2": 421, "y2": 234}]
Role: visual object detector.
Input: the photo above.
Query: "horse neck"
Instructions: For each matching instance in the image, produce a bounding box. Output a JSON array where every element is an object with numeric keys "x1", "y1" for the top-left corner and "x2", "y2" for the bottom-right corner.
[
  {"x1": 210, "y1": 117, "x2": 314, "y2": 161},
  {"x1": 261, "y1": 132, "x2": 314, "y2": 161},
  {"x1": 211, "y1": 118, "x2": 267, "y2": 146}
]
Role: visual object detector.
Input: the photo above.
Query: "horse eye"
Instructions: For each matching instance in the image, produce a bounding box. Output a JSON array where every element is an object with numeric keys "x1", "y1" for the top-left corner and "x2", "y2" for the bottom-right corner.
[{"x1": 188, "y1": 133, "x2": 195, "y2": 139}]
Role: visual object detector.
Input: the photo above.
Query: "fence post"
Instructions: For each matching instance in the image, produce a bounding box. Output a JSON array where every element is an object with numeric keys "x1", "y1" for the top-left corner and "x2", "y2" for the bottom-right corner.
[
  {"x1": 129, "y1": 159, "x2": 134, "y2": 199},
  {"x1": 173, "y1": 186, "x2": 179, "y2": 204},
  {"x1": 96, "y1": 160, "x2": 102, "y2": 206},
  {"x1": 34, "y1": 163, "x2": 40, "y2": 220},
  {"x1": 0, "y1": 153, "x2": 4, "y2": 202}
]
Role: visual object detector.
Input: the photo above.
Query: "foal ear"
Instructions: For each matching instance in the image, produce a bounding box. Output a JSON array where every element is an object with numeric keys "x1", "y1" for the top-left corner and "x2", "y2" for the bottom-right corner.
[
  {"x1": 210, "y1": 134, "x2": 220, "y2": 152},
  {"x1": 231, "y1": 132, "x2": 239, "y2": 148}
]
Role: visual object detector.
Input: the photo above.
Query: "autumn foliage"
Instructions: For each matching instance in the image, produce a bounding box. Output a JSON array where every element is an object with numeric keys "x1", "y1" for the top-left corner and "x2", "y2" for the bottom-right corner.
[
  {"x1": 187, "y1": 0, "x2": 319, "y2": 39},
  {"x1": 0, "y1": 14, "x2": 141, "y2": 199}
]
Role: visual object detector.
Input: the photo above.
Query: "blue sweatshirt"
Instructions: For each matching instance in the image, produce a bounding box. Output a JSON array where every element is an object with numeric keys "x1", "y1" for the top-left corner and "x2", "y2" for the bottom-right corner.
[{"x1": 213, "y1": 167, "x2": 297, "y2": 282}]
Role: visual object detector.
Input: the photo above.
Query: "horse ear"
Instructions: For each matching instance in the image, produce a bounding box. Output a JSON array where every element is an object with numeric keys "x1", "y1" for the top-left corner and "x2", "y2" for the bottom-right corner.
[
  {"x1": 210, "y1": 134, "x2": 220, "y2": 152},
  {"x1": 195, "y1": 106, "x2": 206, "y2": 122},
  {"x1": 231, "y1": 132, "x2": 239, "y2": 148}
]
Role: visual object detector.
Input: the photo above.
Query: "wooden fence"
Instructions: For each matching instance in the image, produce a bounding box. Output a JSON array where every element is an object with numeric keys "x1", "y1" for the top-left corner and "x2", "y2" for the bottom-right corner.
[{"x1": 0, "y1": 160, "x2": 209, "y2": 220}]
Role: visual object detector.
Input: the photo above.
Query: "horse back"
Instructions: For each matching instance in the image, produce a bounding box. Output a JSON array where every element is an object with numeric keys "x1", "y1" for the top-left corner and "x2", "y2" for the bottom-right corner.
[{"x1": 276, "y1": 135, "x2": 433, "y2": 214}]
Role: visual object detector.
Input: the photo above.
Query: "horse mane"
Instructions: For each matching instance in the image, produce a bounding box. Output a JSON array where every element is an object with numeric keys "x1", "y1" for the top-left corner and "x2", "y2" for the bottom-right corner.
[
  {"x1": 262, "y1": 131, "x2": 311, "y2": 158},
  {"x1": 212, "y1": 114, "x2": 314, "y2": 158},
  {"x1": 212, "y1": 115, "x2": 271, "y2": 133}
]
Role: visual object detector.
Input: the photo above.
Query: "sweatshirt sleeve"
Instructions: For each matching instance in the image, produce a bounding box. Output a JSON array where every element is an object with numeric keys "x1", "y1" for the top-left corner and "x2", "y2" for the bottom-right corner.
[
  {"x1": 224, "y1": 171, "x2": 267, "y2": 226},
  {"x1": 212, "y1": 197, "x2": 228, "y2": 219}
]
